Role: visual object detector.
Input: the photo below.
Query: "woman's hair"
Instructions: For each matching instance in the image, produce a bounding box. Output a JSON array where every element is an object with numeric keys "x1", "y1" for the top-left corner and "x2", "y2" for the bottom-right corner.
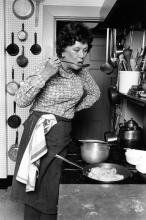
[{"x1": 56, "y1": 22, "x2": 93, "y2": 58}]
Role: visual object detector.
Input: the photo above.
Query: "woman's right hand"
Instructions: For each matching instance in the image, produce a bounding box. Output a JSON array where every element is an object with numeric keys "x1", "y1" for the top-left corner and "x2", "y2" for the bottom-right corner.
[{"x1": 41, "y1": 56, "x2": 61, "y2": 81}]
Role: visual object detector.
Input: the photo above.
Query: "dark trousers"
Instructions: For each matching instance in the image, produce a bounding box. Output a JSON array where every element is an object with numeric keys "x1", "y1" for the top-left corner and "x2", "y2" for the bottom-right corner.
[{"x1": 24, "y1": 204, "x2": 57, "y2": 220}]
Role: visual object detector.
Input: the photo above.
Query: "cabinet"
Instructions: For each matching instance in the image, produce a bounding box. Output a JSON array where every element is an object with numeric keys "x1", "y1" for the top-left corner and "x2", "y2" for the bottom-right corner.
[{"x1": 99, "y1": 0, "x2": 146, "y2": 29}]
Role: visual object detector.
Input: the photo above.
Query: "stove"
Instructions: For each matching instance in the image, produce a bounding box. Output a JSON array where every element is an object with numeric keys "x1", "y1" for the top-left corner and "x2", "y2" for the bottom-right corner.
[{"x1": 60, "y1": 141, "x2": 146, "y2": 184}]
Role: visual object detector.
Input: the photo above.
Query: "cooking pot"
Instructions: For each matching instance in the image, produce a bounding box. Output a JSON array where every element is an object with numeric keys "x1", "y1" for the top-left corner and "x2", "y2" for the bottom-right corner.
[
  {"x1": 78, "y1": 139, "x2": 116, "y2": 164},
  {"x1": 118, "y1": 118, "x2": 142, "y2": 142}
]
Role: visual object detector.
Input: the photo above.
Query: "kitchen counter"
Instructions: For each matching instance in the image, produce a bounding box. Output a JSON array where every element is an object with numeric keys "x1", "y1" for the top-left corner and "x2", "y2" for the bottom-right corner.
[{"x1": 58, "y1": 184, "x2": 146, "y2": 220}]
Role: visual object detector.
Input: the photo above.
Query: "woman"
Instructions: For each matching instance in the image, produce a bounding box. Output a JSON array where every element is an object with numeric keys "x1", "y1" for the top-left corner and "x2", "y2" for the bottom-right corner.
[{"x1": 11, "y1": 22, "x2": 100, "y2": 220}]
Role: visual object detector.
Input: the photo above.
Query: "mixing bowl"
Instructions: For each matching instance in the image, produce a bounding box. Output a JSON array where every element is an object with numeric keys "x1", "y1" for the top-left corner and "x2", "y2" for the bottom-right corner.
[{"x1": 79, "y1": 140, "x2": 110, "y2": 164}]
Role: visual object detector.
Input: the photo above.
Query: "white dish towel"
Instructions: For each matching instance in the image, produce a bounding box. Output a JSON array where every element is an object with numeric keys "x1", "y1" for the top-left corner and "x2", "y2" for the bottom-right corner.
[{"x1": 16, "y1": 114, "x2": 57, "y2": 192}]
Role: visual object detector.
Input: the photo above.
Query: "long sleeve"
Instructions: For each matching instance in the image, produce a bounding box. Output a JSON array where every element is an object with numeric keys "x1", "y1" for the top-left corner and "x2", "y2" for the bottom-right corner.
[
  {"x1": 15, "y1": 61, "x2": 49, "y2": 108},
  {"x1": 75, "y1": 70, "x2": 100, "y2": 112}
]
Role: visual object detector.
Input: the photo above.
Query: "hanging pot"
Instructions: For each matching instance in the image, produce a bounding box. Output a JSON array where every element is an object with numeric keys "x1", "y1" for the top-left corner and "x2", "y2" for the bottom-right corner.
[
  {"x1": 12, "y1": 0, "x2": 34, "y2": 20},
  {"x1": 8, "y1": 130, "x2": 19, "y2": 162},
  {"x1": 17, "y1": 23, "x2": 28, "y2": 41},
  {"x1": 30, "y1": 32, "x2": 41, "y2": 55},
  {"x1": 108, "y1": 86, "x2": 121, "y2": 105},
  {"x1": 6, "y1": 67, "x2": 20, "y2": 96},
  {"x1": 7, "y1": 101, "x2": 21, "y2": 129},
  {"x1": 6, "y1": 32, "x2": 19, "y2": 56},
  {"x1": 17, "y1": 46, "x2": 29, "y2": 67}
]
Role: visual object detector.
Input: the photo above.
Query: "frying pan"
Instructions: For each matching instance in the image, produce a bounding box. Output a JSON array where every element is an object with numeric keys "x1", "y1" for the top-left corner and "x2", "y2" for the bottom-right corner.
[
  {"x1": 100, "y1": 28, "x2": 113, "y2": 75},
  {"x1": 6, "y1": 67, "x2": 20, "y2": 96},
  {"x1": 30, "y1": 32, "x2": 41, "y2": 55},
  {"x1": 7, "y1": 101, "x2": 21, "y2": 129},
  {"x1": 17, "y1": 46, "x2": 29, "y2": 67},
  {"x1": 12, "y1": 0, "x2": 34, "y2": 20},
  {"x1": 17, "y1": 23, "x2": 28, "y2": 41},
  {"x1": 6, "y1": 32, "x2": 19, "y2": 56},
  {"x1": 55, "y1": 154, "x2": 131, "y2": 183},
  {"x1": 108, "y1": 86, "x2": 121, "y2": 105},
  {"x1": 8, "y1": 130, "x2": 19, "y2": 162}
]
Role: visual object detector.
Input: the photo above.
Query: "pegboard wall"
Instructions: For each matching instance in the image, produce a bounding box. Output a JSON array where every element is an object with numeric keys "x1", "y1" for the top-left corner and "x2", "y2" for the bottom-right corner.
[{"x1": 5, "y1": 0, "x2": 43, "y2": 175}]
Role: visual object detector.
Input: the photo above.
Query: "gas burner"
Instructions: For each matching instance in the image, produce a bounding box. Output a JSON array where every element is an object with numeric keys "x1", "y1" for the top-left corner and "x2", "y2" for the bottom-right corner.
[{"x1": 60, "y1": 142, "x2": 146, "y2": 184}]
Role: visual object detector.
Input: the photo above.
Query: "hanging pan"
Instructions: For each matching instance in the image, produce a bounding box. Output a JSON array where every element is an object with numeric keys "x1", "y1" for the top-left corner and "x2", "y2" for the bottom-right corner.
[
  {"x1": 20, "y1": 71, "x2": 25, "y2": 86},
  {"x1": 7, "y1": 101, "x2": 21, "y2": 129},
  {"x1": 30, "y1": 32, "x2": 41, "y2": 55},
  {"x1": 17, "y1": 46, "x2": 29, "y2": 67},
  {"x1": 6, "y1": 67, "x2": 20, "y2": 96},
  {"x1": 6, "y1": 32, "x2": 19, "y2": 56},
  {"x1": 12, "y1": 0, "x2": 34, "y2": 20},
  {"x1": 17, "y1": 23, "x2": 28, "y2": 41},
  {"x1": 8, "y1": 130, "x2": 19, "y2": 162}
]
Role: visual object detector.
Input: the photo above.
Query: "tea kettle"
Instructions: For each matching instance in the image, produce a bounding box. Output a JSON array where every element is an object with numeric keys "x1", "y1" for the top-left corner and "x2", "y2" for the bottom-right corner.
[{"x1": 118, "y1": 118, "x2": 142, "y2": 142}]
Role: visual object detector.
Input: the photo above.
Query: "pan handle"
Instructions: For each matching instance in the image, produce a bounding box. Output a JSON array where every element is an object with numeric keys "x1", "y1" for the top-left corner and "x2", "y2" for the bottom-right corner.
[{"x1": 55, "y1": 154, "x2": 83, "y2": 170}]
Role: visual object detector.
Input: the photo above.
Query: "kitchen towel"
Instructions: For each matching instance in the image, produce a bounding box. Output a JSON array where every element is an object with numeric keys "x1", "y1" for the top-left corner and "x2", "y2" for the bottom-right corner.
[{"x1": 16, "y1": 114, "x2": 57, "y2": 192}]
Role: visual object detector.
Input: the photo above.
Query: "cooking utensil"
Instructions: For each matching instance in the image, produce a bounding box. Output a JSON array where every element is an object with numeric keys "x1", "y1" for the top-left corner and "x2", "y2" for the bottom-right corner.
[
  {"x1": 6, "y1": 32, "x2": 19, "y2": 56},
  {"x1": 8, "y1": 130, "x2": 19, "y2": 162},
  {"x1": 79, "y1": 140, "x2": 110, "y2": 164},
  {"x1": 7, "y1": 101, "x2": 21, "y2": 129},
  {"x1": 61, "y1": 60, "x2": 90, "y2": 68},
  {"x1": 108, "y1": 86, "x2": 121, "y2": 105},
  {"x1": 136, "y1": 31, "x2": 146, "y2": 71},
  {"x1": 110, "y1": 28, "x2": 117, "y2": 67},
  {"x1": 55, "y1": 154, "x2": 131, "y2": 183},
  {"x1": 100, "y1": 28, "x2": 113, "y2": 75},
  {"x1": 12, "y1": 0, "x2": 34, "y2": 20},
  {"x1": 33, "y1": 0, "x2": 43, "y2": 27},
  {"x1": 17, "y1": 46, "x2": 29, "y2": 67},
  {"x1": 17, "y1": 23, "x2": 28, "y2": 41},
  {"x1": 6, "y1": 67, "x2": 20, "y2": 96},
  {"x1": 30, "y1": 32, "x2": 41, "y2": 55},
  {"x1": 20, "y1": 71, "x2": 25, "y2": 86}
]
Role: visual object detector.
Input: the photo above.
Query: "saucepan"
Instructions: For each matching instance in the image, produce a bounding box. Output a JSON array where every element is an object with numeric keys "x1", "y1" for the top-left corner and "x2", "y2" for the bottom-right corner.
[
  {"x1": 55, "y1": 154, "x2": 131, "y2": 183},
  {"x1": 79, "y1": 139, "x2": 119, "y2": 164}
]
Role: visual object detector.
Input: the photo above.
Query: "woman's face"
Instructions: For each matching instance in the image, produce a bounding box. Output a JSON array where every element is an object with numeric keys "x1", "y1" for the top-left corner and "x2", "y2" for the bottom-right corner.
[{"x1": 61, "y1": 41, "x2": 89, "y2": 71}]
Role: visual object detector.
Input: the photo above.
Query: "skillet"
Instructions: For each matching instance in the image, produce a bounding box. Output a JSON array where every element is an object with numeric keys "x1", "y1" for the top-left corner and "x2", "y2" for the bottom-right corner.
[{"x1": 55, "y1": 154, "x2": 132, "y2": 183}]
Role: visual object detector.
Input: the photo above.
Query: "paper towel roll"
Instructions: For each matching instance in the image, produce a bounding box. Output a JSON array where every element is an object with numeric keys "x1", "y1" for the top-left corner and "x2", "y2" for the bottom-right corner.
[{"x1": 118, "y1": 71, "x2": 140, "y2": 94}]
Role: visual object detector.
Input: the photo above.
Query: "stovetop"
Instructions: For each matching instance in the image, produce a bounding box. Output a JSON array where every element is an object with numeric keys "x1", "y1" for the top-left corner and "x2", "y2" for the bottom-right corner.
[{"x1": 60, "y1": 141, "x2": 146, "y2": 184}]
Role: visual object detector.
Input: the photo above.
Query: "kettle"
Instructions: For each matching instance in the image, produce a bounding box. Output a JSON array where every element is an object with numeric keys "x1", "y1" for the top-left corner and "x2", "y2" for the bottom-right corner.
[{"x1": 118, "y1": 118, "x2": 142, "y2": 142}]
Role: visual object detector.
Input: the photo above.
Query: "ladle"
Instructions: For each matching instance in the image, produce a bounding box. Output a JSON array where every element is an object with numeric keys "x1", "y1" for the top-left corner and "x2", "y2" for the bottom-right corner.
[
  {"x1": 100, "y1": 28, "x2": 113, "y2": 75},
  {"x1": 61, "y1": 60, "x2": 90, "y2": 68}
]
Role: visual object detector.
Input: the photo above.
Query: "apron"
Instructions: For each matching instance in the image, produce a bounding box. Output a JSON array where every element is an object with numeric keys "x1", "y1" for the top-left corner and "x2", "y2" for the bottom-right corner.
[{"x1": 11, "y1": 111, "x2": 72, "y2": 214}]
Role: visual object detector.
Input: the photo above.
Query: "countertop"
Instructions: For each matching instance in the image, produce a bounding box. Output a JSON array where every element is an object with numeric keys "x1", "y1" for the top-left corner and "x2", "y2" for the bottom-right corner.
[{"x1": 58, "y1": 184, "x2": 146, "y2": 220}]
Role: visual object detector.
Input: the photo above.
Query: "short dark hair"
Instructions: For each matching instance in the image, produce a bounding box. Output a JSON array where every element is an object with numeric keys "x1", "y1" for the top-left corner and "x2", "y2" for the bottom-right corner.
[{"x1": 56, "y1": 22, "x2": 93, "y2": 58}]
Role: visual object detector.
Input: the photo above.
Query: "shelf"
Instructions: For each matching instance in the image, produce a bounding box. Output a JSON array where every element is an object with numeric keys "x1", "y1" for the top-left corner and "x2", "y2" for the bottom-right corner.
[{"x1": 121, "y1": 94, "x2": 146, "y2": 107}]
